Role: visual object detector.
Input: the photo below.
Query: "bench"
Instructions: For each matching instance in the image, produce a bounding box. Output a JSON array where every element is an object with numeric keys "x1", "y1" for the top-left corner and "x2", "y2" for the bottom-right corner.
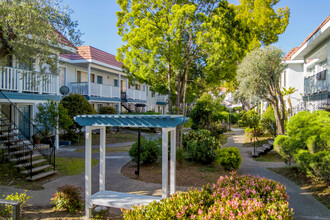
[{"x1": 0, "y1": 199, "x2": 22, "y2": 220}]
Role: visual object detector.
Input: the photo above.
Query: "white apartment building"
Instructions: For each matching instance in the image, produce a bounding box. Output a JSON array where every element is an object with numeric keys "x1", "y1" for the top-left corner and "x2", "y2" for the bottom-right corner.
[{"x1": 281, "y1": 15, "x2": 330, "y2": 113}]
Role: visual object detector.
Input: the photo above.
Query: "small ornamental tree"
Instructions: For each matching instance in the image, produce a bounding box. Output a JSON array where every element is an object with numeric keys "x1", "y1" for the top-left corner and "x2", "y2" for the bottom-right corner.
[
  {"x1": 60, "y1": 94, "x2": 96, "y2": 142},
  {"x1": 261, "y1": 105, "x2": 277, "y2": 137}
]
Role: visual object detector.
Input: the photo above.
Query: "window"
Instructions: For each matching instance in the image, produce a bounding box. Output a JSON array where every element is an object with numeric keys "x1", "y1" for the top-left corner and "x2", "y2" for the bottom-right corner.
[
  {"x1": 114, "y1": 79, "x2": 118, "y2": 87},
  {"x1": 77, "y1": 71, "x2": 88, "y2": 82},
  {"x1": 152, "y1": 91, "x2": 155, "y2": 97},
  {"x1": 59, "y1": 67, "x2": 66, "y2": 87},
  {"x1": 91, "y1": 74, "x2": 95, "y2": 83},
  {"x1": 136, "y1": 84, "x2": 140, "y2": 90},
  {"x1": 97, "y1": 75, "x2": 103, "y2": 84}
]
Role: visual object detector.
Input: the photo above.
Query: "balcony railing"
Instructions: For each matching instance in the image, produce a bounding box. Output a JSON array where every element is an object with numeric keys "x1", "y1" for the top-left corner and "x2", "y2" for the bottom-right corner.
[
  {"x1": 70, "y1": 82, "x2": 120, "y2": 99},
  {"x1": 156, "y1": 95, "x2": 168, "y2": 103},
  {"x1": 127, "y1": 88, "x2": 146, "y2": 101},
  {"x1": 304, "y1": 70, "x2": 327, "y2": 95},
  {"x1": 0, "y1": 66, "x2": 57, "y2": 94}
]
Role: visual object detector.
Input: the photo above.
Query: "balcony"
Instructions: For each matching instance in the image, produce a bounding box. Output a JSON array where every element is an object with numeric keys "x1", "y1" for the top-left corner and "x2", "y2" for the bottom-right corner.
[
  {"x1": 70, "y1": 82, "x2": 120, "y2": 99},
  {"x1": 156, "y1": 95, "x2": 168, "y2": 105},
  {"x1": 127, "y1": 88, "x2": 146, "y2": 101},
  {"x1": 304, "y1": 70, "x2": 328, "y2": 96},
  {"x1": 0, "y1": 66, "x2": 57, "y2": 94}
]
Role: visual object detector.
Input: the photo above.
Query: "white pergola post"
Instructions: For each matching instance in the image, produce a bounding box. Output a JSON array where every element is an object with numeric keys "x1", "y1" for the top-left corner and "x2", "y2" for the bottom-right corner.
[
  {"x1": 85, "y1": 126, "x2": 92, "y2": 218},
  {"x1": 100, "y1": 127, "x2": 106, "y2": 191},
  {"x1": 170, "y1": 128, "x2": 176, "y2": 195},
  {"x1": 162, "y1": 128, "x2": 169, "y2": 199}
]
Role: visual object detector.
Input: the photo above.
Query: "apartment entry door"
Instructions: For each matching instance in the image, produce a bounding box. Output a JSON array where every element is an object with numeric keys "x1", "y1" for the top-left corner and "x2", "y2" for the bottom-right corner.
[{"x1": 18, "y1": 105, "x2": 31, "y2": 138}]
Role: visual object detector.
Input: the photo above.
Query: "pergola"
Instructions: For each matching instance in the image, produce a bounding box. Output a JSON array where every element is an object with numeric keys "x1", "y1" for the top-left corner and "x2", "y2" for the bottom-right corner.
[{"x1": 74, "y1": 114, "x2": 189, "y2": 218}]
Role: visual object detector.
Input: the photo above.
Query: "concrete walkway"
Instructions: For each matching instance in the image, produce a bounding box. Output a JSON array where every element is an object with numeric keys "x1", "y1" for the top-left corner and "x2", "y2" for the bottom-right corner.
[
  {"x1": 225, "y1": 128, "x2": 330, "y2": 220},
  {"x1": 0, "y1": 128, "x2": 329, "y2": 220}
]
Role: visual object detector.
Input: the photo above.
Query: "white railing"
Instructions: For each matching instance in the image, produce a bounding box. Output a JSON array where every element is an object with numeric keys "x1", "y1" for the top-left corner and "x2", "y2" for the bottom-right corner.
[
  {"x1": 0, "y1": 66, "x2": 57, "y2": 94},
  {"x1": 70, "y1": 82, "x2": 120, "y2": 99},
  {"x1": 127, "y1": 88, "x2": 147, "y2": 101},
  {"x1": 156, "y1": 95, "x2": 168, "y2": 103}
]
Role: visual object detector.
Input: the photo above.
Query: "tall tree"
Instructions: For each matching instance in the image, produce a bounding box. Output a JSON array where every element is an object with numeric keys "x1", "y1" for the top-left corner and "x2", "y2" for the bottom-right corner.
[
  {"x1": 237, "y1": 46, "x2": 286, "y2": 135},
  {"x1": 0, "y1": 0, "x2": 82, "y2": 72}
]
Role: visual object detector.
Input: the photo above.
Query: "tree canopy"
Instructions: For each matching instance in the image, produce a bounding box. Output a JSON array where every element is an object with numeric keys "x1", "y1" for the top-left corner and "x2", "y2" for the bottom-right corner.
[
  {"x1": 237, "y1": 45, "x2": 286, "y2": 134},
  {"x1": 0, "y1": 0, "x2": 82, "y2": 73},
  {"x1": 116, "y1": 0, "x2": 290, "y2": 112}
]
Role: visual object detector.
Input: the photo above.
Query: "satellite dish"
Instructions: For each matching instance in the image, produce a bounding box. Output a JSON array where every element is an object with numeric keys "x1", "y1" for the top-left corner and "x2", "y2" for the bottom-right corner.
[{"x1": 59, "y1": 86, "x2": 70, "y2": 96}]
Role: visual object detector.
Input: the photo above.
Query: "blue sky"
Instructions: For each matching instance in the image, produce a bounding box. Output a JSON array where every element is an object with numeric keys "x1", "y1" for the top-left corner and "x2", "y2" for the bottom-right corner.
[{"x1": 63, "y1": 0, "x2": 330, "y2": 56}]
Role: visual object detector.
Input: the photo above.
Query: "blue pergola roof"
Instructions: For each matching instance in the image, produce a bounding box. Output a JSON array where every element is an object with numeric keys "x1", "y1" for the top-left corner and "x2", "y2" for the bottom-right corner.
[{"x1": 74, "y1": 114, "x2": 189, "y2": 128}]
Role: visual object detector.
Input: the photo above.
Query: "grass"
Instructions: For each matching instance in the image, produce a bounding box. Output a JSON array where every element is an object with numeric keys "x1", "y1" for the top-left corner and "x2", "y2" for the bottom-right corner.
[
  {"x1": 253, "y1": 151, "x2": 283, "y2": 162},
  {"x1": 70, "y1": 132, "x2": 138, "y2": 146},
  {"x1": 55, "y1": 157, "x2": 99, "y2": 176},
  {"x1": 270, "y1": 167, "x2": 330, "y2": 209},
  {"x1": 75, "y1": 145, "x2": 131, "y2": 153}
]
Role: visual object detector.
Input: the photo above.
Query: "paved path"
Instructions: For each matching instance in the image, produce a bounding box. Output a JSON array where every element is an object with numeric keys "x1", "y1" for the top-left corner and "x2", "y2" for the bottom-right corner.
[
  {"x1": 224, "y1": 128, "x2": 330, "y2": 220},
  {"x1": 0, "y1": 128, "x2": 329, "y2": 220}
]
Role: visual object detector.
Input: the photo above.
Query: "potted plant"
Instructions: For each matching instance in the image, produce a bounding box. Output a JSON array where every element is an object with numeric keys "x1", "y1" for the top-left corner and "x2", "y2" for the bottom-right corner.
[{"x1": 32, "y1": 133, "x2": 42, "y2": 144}]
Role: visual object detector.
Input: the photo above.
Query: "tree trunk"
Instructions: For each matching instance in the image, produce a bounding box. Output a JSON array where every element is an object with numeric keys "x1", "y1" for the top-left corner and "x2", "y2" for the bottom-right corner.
[
  {"x1": 168, "y1": 64, "x2": 172, "y2": 114},
  {"x1": 278, "y1": 91, "x2": 286, "y2": 134},
  {"x1": 271, "y1": 97, "x2": 285, "y2": 135}
]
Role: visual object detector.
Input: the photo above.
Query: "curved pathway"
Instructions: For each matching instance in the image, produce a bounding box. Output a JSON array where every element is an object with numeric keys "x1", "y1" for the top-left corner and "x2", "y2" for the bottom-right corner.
[
  {"x1": 224, "y1": 128, "x2": 330, "y2": 220},
  {"x1": 0, "y1": 129, "x2": 329, "y2": 220}
]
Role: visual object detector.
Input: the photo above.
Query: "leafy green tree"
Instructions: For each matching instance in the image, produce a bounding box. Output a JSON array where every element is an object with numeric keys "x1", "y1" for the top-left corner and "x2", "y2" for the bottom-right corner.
[
  {"x1": 0, "y1": 0, "x2": 82, "y2": 72},
  {"x1": 261, "y1": 105, "x2": 277, "y2": 137},
  {"x1": 237, "y1": 46, "x2": 286, "y2": 135},
  {"x1": 60, "y1": 94, "x2": 96, "y2": 142},
  {"x1": 35, "y1": 100, "x2": 73, "y2": 136}
]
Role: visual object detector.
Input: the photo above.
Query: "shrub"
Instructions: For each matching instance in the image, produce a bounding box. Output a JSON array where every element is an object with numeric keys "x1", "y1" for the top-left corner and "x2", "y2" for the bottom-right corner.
[
  {"x1": 51, "y1": 184, "x2": 83, "y2": 213},
  {"x1": 213, "y1": 111, "x2": 229, "y2": 123},
  {"x1": 123, "y1": 172, "x2": 293, "y2": 219},
  {"x1": 216, "y1": 147, "x2": 242, "y2": 170},
  {"x1": 183, "y1": 129, "x2": 220, "y2": 164},
  {"x1": 0, "y1": 192, "x2": 31, "y2": 219},
  {"x1": 60, "y1": 94, "x2": 96, "y2": 142},
  {"x1": 230, "y1": 112, "x2": 239, "y2": 124},
  {"x1": 189, "y1": 93, "x2": 214, "y2": 130},
  {"x1": 245, "y1": 126, "x2": 264, "y2": 138},
  {"x1": 261, "y1": 105, "x2": 277, "y2": 137},
  {"x1": 233, "y1": 106, "x2": 242, "y2": 112},
  {"x1": 129, "y1": 137, "x2": 161, "y2": 164},
  {"x1": 98, "y1": 106, "x2": 117, "y2": 114},
  {"x1": 239, "y1": 110, "x2": 260, "y2": 128},
  {"x1": 205, "y1": 120, "x2": 226, "y2": 137}
]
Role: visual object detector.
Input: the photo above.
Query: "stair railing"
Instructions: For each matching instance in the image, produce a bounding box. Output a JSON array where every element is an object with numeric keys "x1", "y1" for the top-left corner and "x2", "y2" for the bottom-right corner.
[
  {"x1": 0, "y1": 118, "x2": 33, "y2": 178},
  {"x1": 0, "y1": 91, "x2": 55, "y2": 170}
]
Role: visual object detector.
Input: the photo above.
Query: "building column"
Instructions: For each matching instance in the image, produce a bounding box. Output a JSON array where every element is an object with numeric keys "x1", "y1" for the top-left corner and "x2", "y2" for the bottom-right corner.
[
  {"x1": 118, "y1": 74, "x2": 121, "y2": 114},
  {"x1": 85, "y1": 126, "x2": 92, "y2": 218},
  {"x1": 87, "y1": 63, "x2": 91, "y2": 97}
]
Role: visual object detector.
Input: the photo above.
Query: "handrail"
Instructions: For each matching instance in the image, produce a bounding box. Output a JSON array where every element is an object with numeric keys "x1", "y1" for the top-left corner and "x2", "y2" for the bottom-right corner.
[
  {"x1": 0, "y1": 91, "x2": 55, "y2": 169},
  {"x1": 0, "y1": 118, "x2": 33, "y2": 177}
]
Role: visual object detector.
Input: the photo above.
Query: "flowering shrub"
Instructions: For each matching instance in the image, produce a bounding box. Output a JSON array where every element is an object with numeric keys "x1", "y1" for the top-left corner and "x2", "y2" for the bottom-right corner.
[
  {"x1": 51, "y1": 185, "x2": 83, "y2": 213},
  {"x1": 123, "y1": 172, "x2": 293, "y2": 219}
]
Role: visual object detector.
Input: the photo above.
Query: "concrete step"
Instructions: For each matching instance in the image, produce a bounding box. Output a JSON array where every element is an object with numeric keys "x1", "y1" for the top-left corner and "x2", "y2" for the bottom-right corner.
[
  {"x1": 9, "y1": 153, "x2": 41, "y2": 162},
  {"x1": 21, "y1": 164, "x2": 52, "y2": 174},
  {"x1": 11, "y1": 149, "x2": 32, "y2": 155},
  {"x1": 26, "y1": 170, "x2": 57, "y2": 181},
  {"x1": 15, "y1": 158, "x2": 47, "y2": 168}
]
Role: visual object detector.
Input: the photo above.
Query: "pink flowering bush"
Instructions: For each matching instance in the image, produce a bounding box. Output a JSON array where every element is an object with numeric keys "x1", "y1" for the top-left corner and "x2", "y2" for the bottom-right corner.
[{"x1": 123, "y1": 172, "x2": 293, "y2": 219}]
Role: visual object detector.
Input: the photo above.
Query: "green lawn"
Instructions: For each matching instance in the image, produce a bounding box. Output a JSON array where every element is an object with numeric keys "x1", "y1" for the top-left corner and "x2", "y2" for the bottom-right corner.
[
  {"x1": 55, "y1": 157, "x2": 99, "y2": 176},
  {"x1": 253, "y1": 151, "x2": 283, "y2": 162},
  {"x1": 75, "y1": 145, "x2": 131, "y2": 154}
]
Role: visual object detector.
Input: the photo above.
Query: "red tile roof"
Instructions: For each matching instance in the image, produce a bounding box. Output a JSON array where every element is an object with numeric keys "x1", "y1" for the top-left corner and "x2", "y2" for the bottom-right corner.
[
  {"x1": 60, "y1": 46, "x2": 122, "y2": 69},
  {"x1": 283, "y1": 47, "x2": 299, "y2": 61},
  {"x1": 55, "y1": 30, "x2": 76, "y2": 49},
  {"x1": 298, "y1": 15, "x2": 330, "y2": 49}
]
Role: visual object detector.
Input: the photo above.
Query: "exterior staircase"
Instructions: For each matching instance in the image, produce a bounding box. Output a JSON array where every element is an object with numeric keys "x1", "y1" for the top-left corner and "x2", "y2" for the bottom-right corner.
[
  {"x1": 121, "y1": 102, "x2": 135, "y2": 113},
  {"x1": 0, "y1": 92, "x2": 56, "y2": 181}
]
